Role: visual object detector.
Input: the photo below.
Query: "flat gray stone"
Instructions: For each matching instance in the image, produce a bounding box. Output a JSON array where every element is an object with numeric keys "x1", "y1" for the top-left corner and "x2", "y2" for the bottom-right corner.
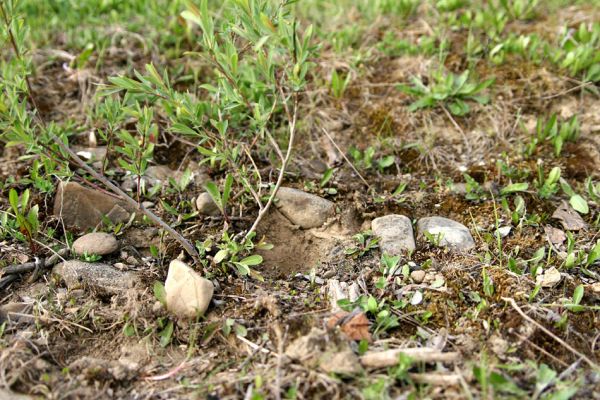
[
  {"x1": 53, "y1": 260, "x2": 136, "y2": 295},
  {"x1": 417, "y1": 216, "x2": 475, "y2": 251},
  {"x1": 275, "y1": 187, "x2": 334, "y2": 229},
  {"x1": 371, "y1": 214, "x2": 416, "y2": 255},
  {"x1": 72, "y1": 232, "x2": 119, "y2": 256}
]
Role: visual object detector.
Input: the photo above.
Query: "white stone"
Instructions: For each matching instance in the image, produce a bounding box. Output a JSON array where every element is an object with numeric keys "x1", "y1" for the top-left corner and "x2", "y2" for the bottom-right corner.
[
  {"x1": 371, "y1": 214, "x2": 416, "y2": 255},
  {"x1": 165, "y1": 260, "x2": 214, "y2": 319},
  {"x1": 417, "y1": 216, "x2": 475, "y2": 251},
  {"x1": 536, "y1": 267, "x2": 562, "y2": 288},
  {"x1": 195, "y1": 192, "x2": 220, "y2": 216}
]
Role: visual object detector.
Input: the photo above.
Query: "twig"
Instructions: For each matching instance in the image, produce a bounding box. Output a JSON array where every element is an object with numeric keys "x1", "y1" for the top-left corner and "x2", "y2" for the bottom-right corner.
[
  {"x1": 408, "y1": 372, "x2": 462, "y2": 386},
  {"x1": 359, "y1": 347, "x2": 460, "y2": 369},
  {"x1": 0, "y1": 9, "x2": 199, "y2": 263},
  {"x1": 321, "y1": 127, "x2": 371, "y2": 190},
  {"x1": 243, "y1": 88, "x2": 298, "y2": 241},
  {"x1": 237, "y1": 334, "x2": 271, "y2": 354},
  {"x1": 144, "y1": 360, "x2": 189, "y2": 381},
  {"x1": 502, "y1": 297, "x2": 599, "y2": 370},
  {"x1": 441, "y1": 105, "x2": 472, "y2": 156}
]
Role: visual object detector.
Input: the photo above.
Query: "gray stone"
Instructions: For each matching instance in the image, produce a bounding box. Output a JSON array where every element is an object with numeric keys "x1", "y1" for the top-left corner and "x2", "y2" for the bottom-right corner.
[
  {"x1": 54, "y1": 182, "x2": 137, "y2": 231},
  {"x1": 72, "y1": 232, "x2": 119, "y2": 256},
  {"x1": 195, "y1": 192, "x2": 220, "y2": 216},
  {"x1": 371, "y1": 214, "x2": 416, "y2": 255},
  {"x1": 275, "y1": 187, "x2": 334, "y2": 229},
  {"x1": 417, "y1": 216, "x2": 475, "y2": 251},
  {"x1": 53, "y1": 260, "x2": 136, "y2": 295},
  {"x1": 165, "y1": 260, "x2": 214, "y2": 319}
]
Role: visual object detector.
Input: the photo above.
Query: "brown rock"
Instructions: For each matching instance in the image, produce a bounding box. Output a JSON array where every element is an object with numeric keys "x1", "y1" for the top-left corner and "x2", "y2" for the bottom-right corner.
[
  {"x1": 54, "y1": 182, "x2": 138, "y2": 231},
  {"x1": 552, "y1": 201, "x2": 586, "y2": 231},
  {"x1": 72, "y1": 232, "x2": 119, "y2": 256}
]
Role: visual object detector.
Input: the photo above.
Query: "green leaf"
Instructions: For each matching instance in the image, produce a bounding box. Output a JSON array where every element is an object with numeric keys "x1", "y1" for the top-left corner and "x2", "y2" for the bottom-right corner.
[
  {"x1": 153, "y1": 281, "x2": 167, "y2": 306},
  {"x1": 205, "y1": 181, "x2": 223, "y2": 212},
  {"x1": 8, "y1": 188, "x2": 19, "y2": 212},
  {"x1": 214, "y1": 249, "x2": 229, "y2": 264},
  {"x1": 501, "y1": 182, "x2": 529, "y2": 195},
  {"x1": 572, "y1": 285, "x2": 584, "y2": 305},
  {"x1": 569, "y1": 194, "x2": 588, "y2": 214},
  {"x1": 234, "y1": 262, "x2": 250, "y2": 276},
  {"x1": 586, "y1": 240, "x2": 600, "y2": 266},
  {"x1": 222, "y1": 175, "x2": 234, "y2": 209},
  {"x1": 240, "y1": 254, "x2": 263, "y2": 266},
  {"x1": 159, "y1": 320, "x2": 174, "y2": 347}
]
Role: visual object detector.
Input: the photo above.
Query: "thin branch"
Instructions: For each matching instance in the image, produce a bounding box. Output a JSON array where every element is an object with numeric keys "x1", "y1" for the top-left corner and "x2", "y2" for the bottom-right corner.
[
  {"x1": 321, "y1": 127, "x2": 371, "y2": 189},
  {"x1": 243, "y1": 88, "x2": 297, "y2": 241}
]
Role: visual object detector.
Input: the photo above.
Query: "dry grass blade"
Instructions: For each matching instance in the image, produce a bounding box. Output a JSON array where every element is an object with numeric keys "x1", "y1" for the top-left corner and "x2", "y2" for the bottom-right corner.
[{"x1": 360, "y1": 347, "x2": 460, "y2": 369}]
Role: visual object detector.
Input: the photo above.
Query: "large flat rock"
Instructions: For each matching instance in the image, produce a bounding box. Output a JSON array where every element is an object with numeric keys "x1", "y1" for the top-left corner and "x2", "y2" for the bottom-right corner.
[{"x1": 54, "y1": 182, "x2": 138, "y2": 231}]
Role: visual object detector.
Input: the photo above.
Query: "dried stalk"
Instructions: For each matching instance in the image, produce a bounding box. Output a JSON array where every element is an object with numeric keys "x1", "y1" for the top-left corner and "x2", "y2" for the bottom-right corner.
[{"x1": 360, "y1": 347, "x2": 460, "y2": 369}]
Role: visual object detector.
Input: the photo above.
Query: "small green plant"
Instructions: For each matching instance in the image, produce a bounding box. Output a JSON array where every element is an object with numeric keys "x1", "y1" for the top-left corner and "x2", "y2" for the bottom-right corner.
[
  {"x1": 525, "y1": 114, "x2": 580, "y2": 157},
  {"x1": 205, "y1": 175, "x2": 234, "y2": 221},
  {"x1": 212, "y1": 232, "x2": 271, "y2": 280},
  {"x1": 330, "y1": 69, "x2": 351, "y2": 99},
  {"x1": 399, "y1": 69, "x2": 494, "y2": 116},
  {"x1": 346, "y1": 230, "x2": 379, "y2": 257},
  {"x1": 554, "y1": 22, "x2": 600, "y2": 83},
  {"x1": 499, "y1": 0, "x2": 538, "y2": 20},
  {"x1": 81, "y1": 252, "x2": 102, "y2": 262},
  {"x1": 8, "y1": 188, "x2": 39, "y2": 253},
  {"x1": 536, "y1": 166, "x2": 561, "y2": 199},
  {"x1": 424, "y1": 231, "x2": 444, "y2": 247}
]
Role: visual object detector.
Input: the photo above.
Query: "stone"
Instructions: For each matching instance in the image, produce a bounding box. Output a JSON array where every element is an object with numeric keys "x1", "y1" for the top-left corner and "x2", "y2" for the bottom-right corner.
[
  {"x1": 371, "y1": 214, "x2": 416, "y2": 255},
  {"x1": 285, "y1": 327, "x2": 362, "y2": 375},
  {"x1": 417, "y1": 216, "x2": 475, "y2": 251},
  {"x1": 72, "y1": 232, "x2": 119, "y2": 256},
  {"x1": 53, "y1": 260, "x2": 136, "y2": 295},
  {"x1": 53, "y1": 182, "x2": 137, "y2": 231},
  {"x1": 0, "y1": 302, "x2": 34, "y2": 324},
  {"x1": 165, "y1": 260, "x2": 214, "y2": 319},
  {"x1": 274, "y1": 187, "x2": 334, "y2": 229},
  {"x1": 552, "y1": 201, "x2": 586, "y2": 231},
  {"x1": 536, "y1": 267, "x2": 562, "y2": 288},
  {"x1": 195, "y1": 192, "x2": 220, "y2": 216},
  {"x1": 410, "y1": 270, "x2": 426, "y2": 283},
  {"x1": 327, "y1": 280, "x2": 360, "y2": 312}
]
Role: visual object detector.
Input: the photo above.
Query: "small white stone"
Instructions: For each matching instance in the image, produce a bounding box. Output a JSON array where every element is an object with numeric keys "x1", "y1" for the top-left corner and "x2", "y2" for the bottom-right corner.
[
  {"x1": 410, "y1": 270, "x2": 426, "y2": 283},
  {"x1": 195, "y1": 192, "x2": 220, "y2": 216},
  {"x1": 536, "y1": 267, "x2": 562, "y2": 288},
  {"x1": 165, "y1": 260, "x2": 214, "y2": 319}
]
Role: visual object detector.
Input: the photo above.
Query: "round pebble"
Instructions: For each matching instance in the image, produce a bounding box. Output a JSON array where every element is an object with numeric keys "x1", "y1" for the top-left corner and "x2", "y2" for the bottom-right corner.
[{"x1": 72, "y1": 232, "x2": 119, "y2": 256}]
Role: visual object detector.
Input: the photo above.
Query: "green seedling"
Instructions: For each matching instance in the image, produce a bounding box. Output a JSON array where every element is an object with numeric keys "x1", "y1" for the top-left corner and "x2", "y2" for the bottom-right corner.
[
  {"x1": 399, "y1": 69, "x2": 494, "y2": 116},
  {"x1": 8, "y1": 188, "x2": 39, "y2": 253},
  {"x1": 346, "y1": 230, "x2": 379, "y2": 257}
]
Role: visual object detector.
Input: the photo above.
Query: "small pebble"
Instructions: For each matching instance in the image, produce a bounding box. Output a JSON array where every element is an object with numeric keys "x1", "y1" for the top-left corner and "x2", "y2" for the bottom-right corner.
[{"x1": 72, "y1": 232, "x2": 119, "y2": 256}]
